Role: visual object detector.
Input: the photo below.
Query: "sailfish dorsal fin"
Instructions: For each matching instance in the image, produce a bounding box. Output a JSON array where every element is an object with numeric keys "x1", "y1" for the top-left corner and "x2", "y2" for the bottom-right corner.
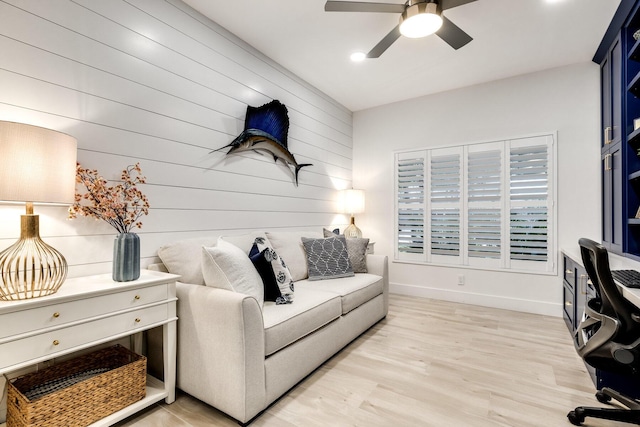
[{"x1": 244, "y1": 100, "x2": 289, "y2": 148}]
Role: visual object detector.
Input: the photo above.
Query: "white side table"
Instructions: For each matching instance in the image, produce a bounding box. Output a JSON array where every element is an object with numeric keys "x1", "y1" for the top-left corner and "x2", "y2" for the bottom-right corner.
[{"x1": 0, "y1": 271, "x2": 179, "y2": 426}]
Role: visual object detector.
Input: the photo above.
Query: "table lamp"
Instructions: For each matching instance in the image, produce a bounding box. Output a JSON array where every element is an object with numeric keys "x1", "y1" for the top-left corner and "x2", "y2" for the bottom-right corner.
[
  {"x1": 339, "y1": 189, "x2": 365, "y2": 238},
  {"x1": 0, "y1": 121, "x2": 77, "y2": 301}
]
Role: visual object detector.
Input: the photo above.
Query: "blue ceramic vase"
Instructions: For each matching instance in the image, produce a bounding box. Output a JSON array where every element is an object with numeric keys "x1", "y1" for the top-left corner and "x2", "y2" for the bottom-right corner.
[{"x1": 113, "y1": 233, "x2": 140, "y2": 282}]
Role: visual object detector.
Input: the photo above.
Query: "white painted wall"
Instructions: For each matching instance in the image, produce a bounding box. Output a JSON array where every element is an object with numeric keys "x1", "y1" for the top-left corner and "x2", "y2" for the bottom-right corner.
[
  {"x1": 353, "y1": 63, "x2": 602, "y2": 316},
  {"x1": 0, "y1": 0, "x2": 353, "y2": 278}
]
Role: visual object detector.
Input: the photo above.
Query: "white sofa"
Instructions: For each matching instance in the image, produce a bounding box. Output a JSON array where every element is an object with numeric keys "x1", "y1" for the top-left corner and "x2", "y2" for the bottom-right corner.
[{"x1": 149, "y1": 230, "x2": 389, "y2": 424}]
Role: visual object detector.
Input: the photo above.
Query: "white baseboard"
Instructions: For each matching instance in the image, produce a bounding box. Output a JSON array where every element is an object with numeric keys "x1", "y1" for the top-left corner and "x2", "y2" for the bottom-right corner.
[{"x1": 390, "y1": 282, "x2": 562, "y2": 317}]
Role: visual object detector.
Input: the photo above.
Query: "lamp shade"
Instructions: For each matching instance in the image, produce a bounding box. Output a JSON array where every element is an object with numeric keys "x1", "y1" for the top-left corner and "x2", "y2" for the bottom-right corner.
[
  {"x1": 0, "y1": 121, "x2": 77, "y2": 204},
  {"x1": 338, "y1": 189, "x2": 365, "y2": 215}
]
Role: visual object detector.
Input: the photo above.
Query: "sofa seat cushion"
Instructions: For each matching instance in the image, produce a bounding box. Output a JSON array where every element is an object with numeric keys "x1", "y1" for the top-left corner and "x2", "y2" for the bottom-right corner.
[
  {"x1": 262, "y1": 287, "x2": 341, "y2": 356},
  {"x1": 296, "y1": 273, "x2": 383, "y2": 315}
]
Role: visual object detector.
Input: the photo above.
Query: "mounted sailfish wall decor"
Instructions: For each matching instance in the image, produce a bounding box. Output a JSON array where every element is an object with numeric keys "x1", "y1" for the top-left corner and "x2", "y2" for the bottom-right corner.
[{"x1": 212, "y1": 100, "x2": 312, "y2": 186}]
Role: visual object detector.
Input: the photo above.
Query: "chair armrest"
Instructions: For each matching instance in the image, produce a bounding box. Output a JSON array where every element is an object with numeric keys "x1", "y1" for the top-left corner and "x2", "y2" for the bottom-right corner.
[{"x1": 175, "y1": 282, "x2": 266, "y2": 422}]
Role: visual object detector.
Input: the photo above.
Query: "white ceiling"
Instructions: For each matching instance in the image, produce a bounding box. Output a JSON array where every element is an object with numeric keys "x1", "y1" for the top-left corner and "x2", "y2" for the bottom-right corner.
[{"x1": 183, "y1": 0, "x2": 621, "y2": 112}]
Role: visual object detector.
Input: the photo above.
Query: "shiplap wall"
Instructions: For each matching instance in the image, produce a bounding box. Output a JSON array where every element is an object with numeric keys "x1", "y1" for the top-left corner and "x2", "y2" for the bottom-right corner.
[{"x1": 0, "y1": 0, "x2": 353, "y2": 278}]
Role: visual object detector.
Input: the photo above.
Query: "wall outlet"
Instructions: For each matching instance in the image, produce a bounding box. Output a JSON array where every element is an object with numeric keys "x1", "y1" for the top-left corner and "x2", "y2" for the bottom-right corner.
[{"x1": 458, "y1": 275, "x2": 465, "y2": 285}]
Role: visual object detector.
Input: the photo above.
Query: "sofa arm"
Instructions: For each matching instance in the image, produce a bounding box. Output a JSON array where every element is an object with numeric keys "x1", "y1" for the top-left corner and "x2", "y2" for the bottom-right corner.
[
  {"x1": 366, "y1": 254, "x2": 389, "y2": 315},
  {"x1": 175, "y1": 282, "x2": 266, "y2": 423},
  {"x1": 366, "y1": 254, "x2": 386, "y2": 277}
]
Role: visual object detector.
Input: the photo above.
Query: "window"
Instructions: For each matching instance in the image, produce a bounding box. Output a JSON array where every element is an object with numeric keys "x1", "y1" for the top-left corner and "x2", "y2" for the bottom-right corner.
[{"x1": 394, "y1": 134, "x2": 555, "y2": 274}]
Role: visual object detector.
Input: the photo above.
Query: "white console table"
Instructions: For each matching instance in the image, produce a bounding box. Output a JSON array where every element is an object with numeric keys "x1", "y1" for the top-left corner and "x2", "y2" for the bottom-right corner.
[{"x1": 0, "y1": 270, "x2": 179, "y2": 426}]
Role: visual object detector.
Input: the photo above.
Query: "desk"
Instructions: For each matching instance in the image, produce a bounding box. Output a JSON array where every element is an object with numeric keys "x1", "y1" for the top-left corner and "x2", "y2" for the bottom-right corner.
[
  {"x1": 0, "y1": 271, "x2": 179, "y2": 426},
  {"x1": 562, "y1": 247, "x2": 640, "y2": 398},
  {"x1": 617, "y1": 283, "x2": 640, "y2": 308},
  {"x1": 563, "y1": 247, "x2": 640, "y2": 309}
]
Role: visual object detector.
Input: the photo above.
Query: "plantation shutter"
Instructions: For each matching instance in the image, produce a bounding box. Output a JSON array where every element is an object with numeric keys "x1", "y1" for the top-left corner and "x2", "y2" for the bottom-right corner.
[
  {"x1": 466, "y1": 143, "x2": 503, "y2": 267},
  {"x1": 393, "y1": 133, "x2": 555, "y2": 274},
  {"x1": 396, "y1": 152, "x2": 426, "y2": 261},
  {"x1": 508, "y1": 136, "x2": 553, "y2": 272},
  {"x1": 430, "y1": 147, "x2": 462, "y2": 263}
]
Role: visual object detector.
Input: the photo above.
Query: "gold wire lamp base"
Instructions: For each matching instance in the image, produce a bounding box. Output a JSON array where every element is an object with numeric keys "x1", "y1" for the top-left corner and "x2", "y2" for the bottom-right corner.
[
  {"x1": 0, "y1": 205, "x2": 68, "y2": 301},
  {"x1": 344, "y1": 215, "x2": 362, "y2": 239}
]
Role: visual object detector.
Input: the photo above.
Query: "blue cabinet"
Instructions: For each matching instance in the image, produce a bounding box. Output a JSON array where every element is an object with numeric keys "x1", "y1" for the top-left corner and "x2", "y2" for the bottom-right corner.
[
  {"x1": 601, "y1": 35, "x2": 622, "y2": 149},
  {"x1": 601, "y1": 35, "x2": 624, "y2": 254},
  {"x1": 597, "y1": 0, "x2": 640, "y2": 260},
  {"x1": 602, "y1": 144, "x2": 624, "y2": 254}
]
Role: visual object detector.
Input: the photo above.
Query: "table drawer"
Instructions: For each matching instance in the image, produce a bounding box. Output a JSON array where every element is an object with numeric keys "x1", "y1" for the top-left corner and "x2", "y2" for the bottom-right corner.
[
  {"x1": 563, "y1": 255, "x2": 576, "y2": 291},
  {"x1": 0, "y1": 303, "x2": 168, "y2": 370},
  {"x1": 563, "y1": 282, "x2": 575, "y2": 331},
  {"x1": 0, "y1": 283, "x2": 168, "y2": 340}
]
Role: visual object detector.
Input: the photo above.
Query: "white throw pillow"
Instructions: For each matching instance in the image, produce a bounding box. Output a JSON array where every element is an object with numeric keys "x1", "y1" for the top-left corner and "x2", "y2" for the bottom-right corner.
[
  {"x1": 219, "y1": 231, "x2": 269, "y2": 254},
  {"x1": 266, "y1": 230, "x2": 323, "y2": 281},
  {"x1": 201, "y1": 240, "x2": 264, "y2": 306}
]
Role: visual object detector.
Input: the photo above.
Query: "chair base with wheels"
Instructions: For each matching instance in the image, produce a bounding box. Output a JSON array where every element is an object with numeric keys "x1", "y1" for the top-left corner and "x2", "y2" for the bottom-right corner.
[{"x1": 568, "y1": 387, "x2": 640, "y2": 425}]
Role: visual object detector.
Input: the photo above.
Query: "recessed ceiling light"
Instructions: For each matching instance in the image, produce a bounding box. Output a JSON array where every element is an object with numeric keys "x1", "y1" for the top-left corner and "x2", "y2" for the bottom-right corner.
[{"x1": 350, "y1": 52, "x2": 367, "y2": 62}]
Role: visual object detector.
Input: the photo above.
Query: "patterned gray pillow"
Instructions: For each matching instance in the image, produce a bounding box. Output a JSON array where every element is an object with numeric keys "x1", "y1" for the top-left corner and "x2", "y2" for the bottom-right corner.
[
  {"x1": 301, "y1": 236, "x2": 354, "y2": 280},
  {"x1": 322, "y1": 228, "x2": 368, "y2": 273},
  {"x1": 345, "y1": 237, "x2": 369, "y2": 273}
]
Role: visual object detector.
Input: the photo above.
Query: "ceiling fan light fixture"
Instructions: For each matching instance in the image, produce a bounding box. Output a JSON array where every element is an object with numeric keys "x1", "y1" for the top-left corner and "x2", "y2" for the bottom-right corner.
[{"x1": 399, "y1": 2, "x2": 443, "y2": 39}]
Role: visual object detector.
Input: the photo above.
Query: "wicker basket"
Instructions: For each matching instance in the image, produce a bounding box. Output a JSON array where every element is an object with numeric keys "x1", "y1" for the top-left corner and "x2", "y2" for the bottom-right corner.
[{"x1": 7, "y1": 345, "x2": 146, "y2": 427}]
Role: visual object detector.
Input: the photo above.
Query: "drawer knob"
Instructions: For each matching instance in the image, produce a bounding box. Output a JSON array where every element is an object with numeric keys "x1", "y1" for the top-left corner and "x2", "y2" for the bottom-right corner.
[
  {"x1": 135, "y1": 318, "x2": 141, "y2": 323},
  {"x1": 53, "y1": 340, "x2": 60, "y2": 346},
  {"x1": 134, "y1": 295, "x2": 141, "y2": 300},
  {"x1": 52, "y1": 312, "x2": 60, "y2": 318}
]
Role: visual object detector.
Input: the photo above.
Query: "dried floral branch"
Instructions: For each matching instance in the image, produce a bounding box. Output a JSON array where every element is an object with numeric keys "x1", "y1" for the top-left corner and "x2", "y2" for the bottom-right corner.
[{"x1": 69, "y1": 163, "x2": 150, "y2": 234}]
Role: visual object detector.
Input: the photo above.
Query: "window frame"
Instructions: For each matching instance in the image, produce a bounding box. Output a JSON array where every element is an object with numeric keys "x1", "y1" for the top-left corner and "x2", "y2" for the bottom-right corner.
[{"x1": 393, "y1": 133, "x2": 557, "y2": 275}]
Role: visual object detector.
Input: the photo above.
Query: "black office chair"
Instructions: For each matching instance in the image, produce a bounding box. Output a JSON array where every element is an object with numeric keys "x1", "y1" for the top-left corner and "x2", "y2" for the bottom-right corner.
[{"x1": 568, "y1": 238, "x2": 640, "y2": 425}]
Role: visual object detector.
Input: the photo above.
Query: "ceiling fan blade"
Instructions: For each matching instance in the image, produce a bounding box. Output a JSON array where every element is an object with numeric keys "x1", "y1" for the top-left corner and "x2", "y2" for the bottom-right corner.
[
  {"x1": 440, "y1": 0, "x2": 477, "y2": 11},
  {"x1": 324, "y1": 1, "x2": 405, "y2": 13},
  {"x1": 366, "y1": 25, "x2": 401, "y2": 58},
  {"x1": 436, "y1": 16, "x2": 472, "y2": 50}
]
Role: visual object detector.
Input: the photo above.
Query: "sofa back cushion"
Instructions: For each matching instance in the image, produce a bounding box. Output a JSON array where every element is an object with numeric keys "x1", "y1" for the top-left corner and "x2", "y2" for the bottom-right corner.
[
  {"x1": 266, "y1": 230, "x2": 323, "y2": 281},
  {"x1": 219, "y1": 231, "x2": 268, "y2": 254},
  {"x1": 157, "y1": 236, "x2": 217, "y2": 285}
]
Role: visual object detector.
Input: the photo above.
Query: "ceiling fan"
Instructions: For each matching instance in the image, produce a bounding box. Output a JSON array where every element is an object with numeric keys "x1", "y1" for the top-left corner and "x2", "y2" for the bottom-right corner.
[{"x1": 325, "y1": 0, "x2": 477, "y2": 58}]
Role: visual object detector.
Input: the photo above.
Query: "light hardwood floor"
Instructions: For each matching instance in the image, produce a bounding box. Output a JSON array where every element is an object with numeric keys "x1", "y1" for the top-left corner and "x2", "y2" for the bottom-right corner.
[{"x1": 116, "y1": 294, "x2": 631, "y2": 427}]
